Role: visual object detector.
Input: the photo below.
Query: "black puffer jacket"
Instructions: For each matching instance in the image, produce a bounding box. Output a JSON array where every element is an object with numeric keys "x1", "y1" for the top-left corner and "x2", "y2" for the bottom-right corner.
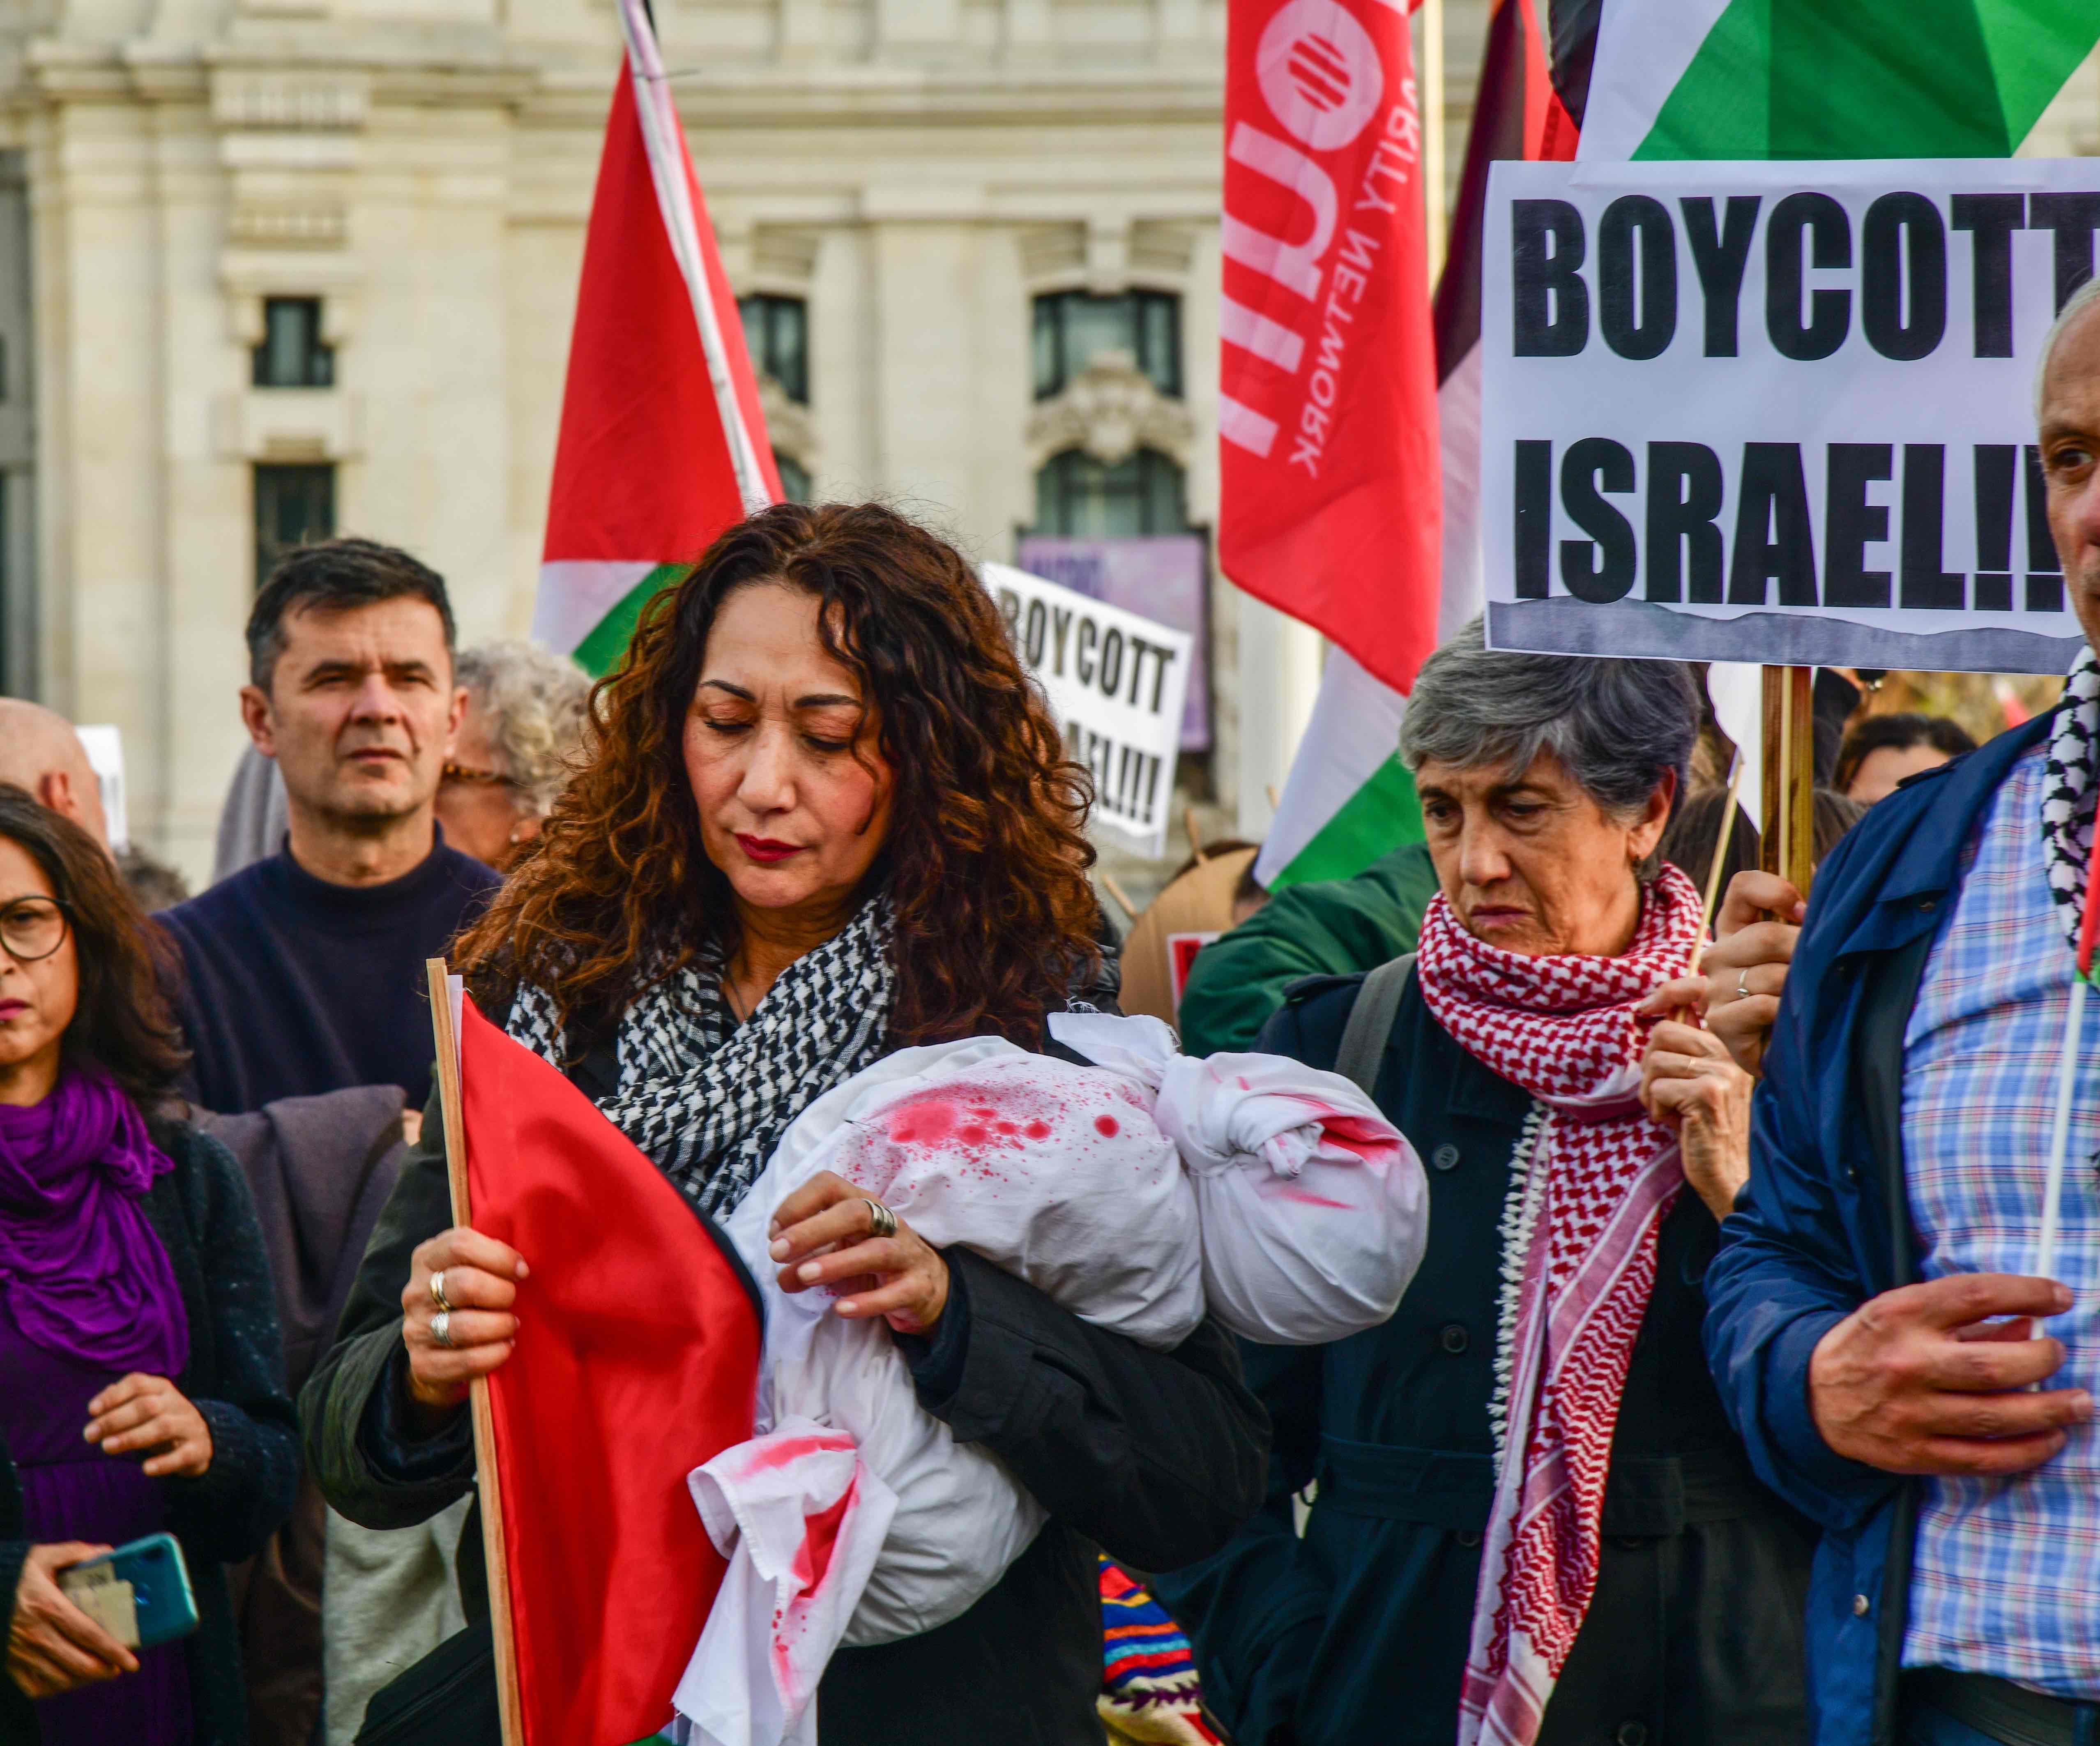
[{"x1": 303, "y1": 1015, "x2": 1267, "y2": 1745}]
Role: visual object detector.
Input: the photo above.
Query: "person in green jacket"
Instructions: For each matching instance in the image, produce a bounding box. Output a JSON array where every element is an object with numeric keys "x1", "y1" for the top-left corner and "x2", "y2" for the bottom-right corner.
[{"x1": 1174, "y1": 843, "x2": 1440, "y2": 1056}]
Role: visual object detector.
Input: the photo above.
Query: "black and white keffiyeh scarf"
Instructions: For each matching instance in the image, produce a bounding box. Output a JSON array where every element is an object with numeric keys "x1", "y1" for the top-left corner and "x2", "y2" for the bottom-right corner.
[
  {"x1": 507, "y1": 899, "x2": 896, "y2": 1218},
  {"x1": 2044, "y1": 648, "x2": 2100, "y2": 951}
]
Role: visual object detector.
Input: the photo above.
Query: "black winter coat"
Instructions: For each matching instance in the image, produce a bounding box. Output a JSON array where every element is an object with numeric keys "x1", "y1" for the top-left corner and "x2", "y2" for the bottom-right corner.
[
  {"x1": 1, "y1": 1120, "x2": 302, "y2": 1746},
  {"x1": 1153, "y1": 971, "x2": 1816, "y2": 1746},
  {"x1": 302, "y1": 1040, "x2": 1269, "y2": 1745}
]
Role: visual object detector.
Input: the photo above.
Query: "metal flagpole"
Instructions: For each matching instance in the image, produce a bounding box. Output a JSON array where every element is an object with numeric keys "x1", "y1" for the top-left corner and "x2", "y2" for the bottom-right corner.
[{"x1": 2038, "y1": 830, "x2": 2100, "y2": 1283}]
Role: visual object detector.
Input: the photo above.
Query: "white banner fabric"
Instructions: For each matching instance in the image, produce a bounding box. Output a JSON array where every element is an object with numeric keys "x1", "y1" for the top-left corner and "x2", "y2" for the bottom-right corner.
[{"x1": 1482, "y1": 157, "x2": 2095, "y2": 674}]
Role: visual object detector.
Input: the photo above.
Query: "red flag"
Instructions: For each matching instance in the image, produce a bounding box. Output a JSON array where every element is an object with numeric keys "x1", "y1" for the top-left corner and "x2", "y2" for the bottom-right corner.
[
  {"x1": 532, "y1": 0, "x2": 780, "y2": 670},
  {"x1": 458, "y1": 996, "x2": 762, "y2": 1745},
  {"x1": 1219, "y1": 0, "x2": 1442, "y2": 695}
]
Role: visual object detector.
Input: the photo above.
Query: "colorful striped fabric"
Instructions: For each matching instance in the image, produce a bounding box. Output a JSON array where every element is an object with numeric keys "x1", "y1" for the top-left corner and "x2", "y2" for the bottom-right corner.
[{"x1": 1099, "y1": 1558, "x2": 1220, "y2": 1746}]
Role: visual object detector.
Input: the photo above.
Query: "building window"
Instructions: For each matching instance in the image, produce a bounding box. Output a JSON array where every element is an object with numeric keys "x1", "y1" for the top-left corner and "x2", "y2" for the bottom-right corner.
[
  {"x1": 1031, "y1": 448, "x2": 1187, "y2": 538},
  {"x1": 739, "y1": 295, "x2": 808, "y2": 404},
  {"x1": 254, "y1": 463, "x2": 336, "y2": 587},
  {"x1": 1033, "y1": 291, "x2": 1181, "y2": 401},
  {"x1": 252, "y1": 298, "x2": 334, "y2": 389},
  {"x1": 775, "y1": 452, "x2": 811, "y2": 503}
]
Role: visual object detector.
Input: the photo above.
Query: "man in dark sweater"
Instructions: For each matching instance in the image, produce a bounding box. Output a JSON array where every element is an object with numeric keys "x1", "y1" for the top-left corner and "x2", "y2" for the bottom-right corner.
[{"x1": 160, "y1": 539, "x2": 500, "y2": 1115}]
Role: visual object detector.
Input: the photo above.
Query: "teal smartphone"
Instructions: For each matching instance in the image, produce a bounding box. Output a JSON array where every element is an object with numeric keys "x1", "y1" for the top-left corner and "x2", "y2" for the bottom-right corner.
[{"x1": 57, "y1": 1532, "x2": 198, "y2": 1650}]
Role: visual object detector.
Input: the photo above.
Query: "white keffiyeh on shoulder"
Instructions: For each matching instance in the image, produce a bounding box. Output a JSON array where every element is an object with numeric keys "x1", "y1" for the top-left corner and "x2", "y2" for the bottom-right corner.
[
  {"x1": 2043, "y1": 647, "x2": 2100, "y2": 953},
  {"x1": 507, "y1": 898, "x2": 896, "y2": 1218}
]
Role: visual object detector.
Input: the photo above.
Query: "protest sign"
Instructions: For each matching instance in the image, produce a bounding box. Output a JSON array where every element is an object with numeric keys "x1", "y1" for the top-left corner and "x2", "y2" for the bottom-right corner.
[
  {"x1": 1482, "y1": 157, "x2": 2096, "y2": 673},
  {"x1": 1015, "y1": 534, "x2": 1212, "y2": 751},
  {"x1": 982, "y1": 562, "x2": 1193, "y2": 859}
]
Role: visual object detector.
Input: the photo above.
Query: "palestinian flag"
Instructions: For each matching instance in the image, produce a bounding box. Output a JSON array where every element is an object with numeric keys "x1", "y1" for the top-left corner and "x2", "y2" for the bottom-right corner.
[
  {"x1": 1256, "y1": 0, "x2": 1577, "y2": 890},
  {"x1": 1578, "y1": 0, "x2": 2100, "y2": 164},
  {"x1": 531, "y1": 0, "x2": 778, "y2": 676}
]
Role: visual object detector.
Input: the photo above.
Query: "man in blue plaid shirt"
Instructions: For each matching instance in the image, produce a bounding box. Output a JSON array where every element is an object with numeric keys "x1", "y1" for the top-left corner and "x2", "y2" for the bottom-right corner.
[{"x1": 1704, "y1": 280, "x2": 2100, "y2": 1746}]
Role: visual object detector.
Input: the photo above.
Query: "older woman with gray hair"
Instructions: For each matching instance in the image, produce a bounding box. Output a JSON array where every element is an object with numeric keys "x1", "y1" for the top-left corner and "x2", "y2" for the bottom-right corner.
[
  {"x1": 434, "y1": 641, "x2": 592, "y2": 872},
  {"x1": 1154, "y1": 620, "x2": 1811, "y2": 1746}
]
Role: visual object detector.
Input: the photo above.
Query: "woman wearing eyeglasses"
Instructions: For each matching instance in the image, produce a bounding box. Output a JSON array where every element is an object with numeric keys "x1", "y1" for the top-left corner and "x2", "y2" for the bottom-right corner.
[
  {"x1": 0, "y1": 787, "x2": 299, "y2": 1743},
  {"x1": 432, "y1": 642, "x2": 592, "y2": 873}
]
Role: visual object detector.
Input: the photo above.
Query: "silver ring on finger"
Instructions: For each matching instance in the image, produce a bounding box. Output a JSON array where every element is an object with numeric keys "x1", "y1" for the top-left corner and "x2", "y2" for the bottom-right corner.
[
  {"x1": 1736, "y1": 968, "x2": 1753, "y2": 1001},
  {"x1": 863, "y1": 1199, "x2": 898, "y2": 1241},
  {"x1": 432, "y1": 1310, "x2": 454, "y2": 1350},
  {"x1": 430, "y1": 1269, "x2": 455, "y2": 1314}
]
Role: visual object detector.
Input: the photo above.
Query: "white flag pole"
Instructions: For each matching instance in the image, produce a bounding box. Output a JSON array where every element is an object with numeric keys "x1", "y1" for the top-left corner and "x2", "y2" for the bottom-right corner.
[
  {"x1": 2037, "y1": 977, "x2": 2084, "y2": 1285},
  {"x1": 2037, "y1": 830, "x2": 2100, "y2": 1288},
  {"x1": 615, "y1": 0, "x2": 774, "y2": 517}
]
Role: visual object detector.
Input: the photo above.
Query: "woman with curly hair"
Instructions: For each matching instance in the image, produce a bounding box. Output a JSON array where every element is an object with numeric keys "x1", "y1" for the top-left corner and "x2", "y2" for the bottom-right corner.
[{"x1": 303, "y1": 502, "x2": 1266, "y2": 1742}]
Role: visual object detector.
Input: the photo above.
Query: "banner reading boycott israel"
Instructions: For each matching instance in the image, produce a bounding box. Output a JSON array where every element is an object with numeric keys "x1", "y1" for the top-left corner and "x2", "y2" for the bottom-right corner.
[
  {"x1": 982, "y1": 563, "x2": 1193, "y2": 859},
  {"x1": 1481, "y1": 157, "x2": 2097, "y2": 674}
]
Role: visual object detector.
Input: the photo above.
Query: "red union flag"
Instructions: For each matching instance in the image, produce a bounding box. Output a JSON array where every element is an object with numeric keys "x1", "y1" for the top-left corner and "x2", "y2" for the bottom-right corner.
[{"x1": 1220, "y1": 0, "x2": 1440, "y2": 693}]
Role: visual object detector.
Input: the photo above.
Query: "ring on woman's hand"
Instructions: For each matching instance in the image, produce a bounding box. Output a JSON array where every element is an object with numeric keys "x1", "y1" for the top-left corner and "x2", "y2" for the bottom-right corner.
[
  {"x1": 863, "y1": 1199, "x2": 898, "y2": 1241},
  {"x1": 430, "y1": 1269, "x2": 454, "y2": 1314},
  {"x1": 1736, "y1": 968, "x2": 1752, "y2": 1001},
  {"x1": 432, "y1": 1311, "x2": 454, "y2": 1350}
]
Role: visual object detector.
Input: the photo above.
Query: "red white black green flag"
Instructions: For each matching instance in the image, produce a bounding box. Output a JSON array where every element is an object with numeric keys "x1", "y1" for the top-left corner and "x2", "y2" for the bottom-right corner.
[{"x1": 532, "y1": 0, "x2": 779, "y2": 675}]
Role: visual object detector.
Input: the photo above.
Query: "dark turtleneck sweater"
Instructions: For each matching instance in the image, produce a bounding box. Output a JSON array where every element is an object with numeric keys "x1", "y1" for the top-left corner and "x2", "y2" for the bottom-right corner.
[{"x1": 160, "y1": 832, "x2": 501, "y2": 1115}]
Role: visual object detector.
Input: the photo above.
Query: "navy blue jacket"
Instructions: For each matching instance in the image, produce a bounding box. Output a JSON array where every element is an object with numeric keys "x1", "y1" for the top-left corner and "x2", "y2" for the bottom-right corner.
[
  {"x1": 1158, "y1": 970, "x2": 1812, "y2": 1746},
  {"x1": 1703, "y1": 707, "x2": 2059, "y2": 1746}
]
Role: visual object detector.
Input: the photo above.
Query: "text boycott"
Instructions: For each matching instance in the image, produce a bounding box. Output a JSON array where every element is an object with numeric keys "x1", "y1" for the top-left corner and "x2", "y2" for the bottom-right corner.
[
  {"x1": 981, "y1": 562, "x2": 1194, "y2": 859},
  {"x1": 1483, "y1": 158, "x2": 2100, "y2": 673}
]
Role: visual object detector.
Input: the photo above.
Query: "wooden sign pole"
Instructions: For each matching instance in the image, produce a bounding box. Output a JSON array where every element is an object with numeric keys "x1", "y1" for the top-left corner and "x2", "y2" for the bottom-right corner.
[
  {"x1": 1759, "y1": 666, "x2": 1816, "y2": 894},
  {"x1": 425, "y1": 960, "x2": 525, "y2": 1746}
]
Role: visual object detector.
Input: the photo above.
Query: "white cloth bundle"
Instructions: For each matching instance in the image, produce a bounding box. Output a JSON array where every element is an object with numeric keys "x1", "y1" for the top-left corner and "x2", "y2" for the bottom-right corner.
[
  {"x1": 672, "y1": 1018, "x2": 1425, "y2": 1746},
  {"x1": 1048, "y1": 1012, "x2": 1431, "y2": 1346}
]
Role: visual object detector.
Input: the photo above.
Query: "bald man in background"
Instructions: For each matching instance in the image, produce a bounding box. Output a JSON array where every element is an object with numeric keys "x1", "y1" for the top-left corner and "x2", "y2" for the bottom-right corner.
[{"x1": 0, "y1": 697, "x2": 109, "y2": 847}]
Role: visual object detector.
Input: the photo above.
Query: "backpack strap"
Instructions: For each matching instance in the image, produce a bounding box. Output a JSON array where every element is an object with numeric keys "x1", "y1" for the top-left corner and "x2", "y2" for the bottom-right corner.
[{"x1": 1334, "y1": 952, "x2": 1416, "y2": 1097}]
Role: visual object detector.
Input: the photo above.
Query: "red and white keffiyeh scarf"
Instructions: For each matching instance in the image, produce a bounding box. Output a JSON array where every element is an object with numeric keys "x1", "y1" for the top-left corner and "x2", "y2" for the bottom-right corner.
[{"x1": 1415, "y1": 864, "x2": 1703, "y2": 1746}]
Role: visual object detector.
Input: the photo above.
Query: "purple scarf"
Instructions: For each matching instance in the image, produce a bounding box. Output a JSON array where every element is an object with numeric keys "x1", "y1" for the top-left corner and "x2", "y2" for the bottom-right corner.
[{"x1": 0, "y1": 1069, "x2": 189, "y2": 1375}]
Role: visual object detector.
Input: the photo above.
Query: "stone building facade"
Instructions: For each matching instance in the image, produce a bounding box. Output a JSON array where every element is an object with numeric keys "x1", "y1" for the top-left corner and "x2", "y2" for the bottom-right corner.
[
  {"x1": 0, "y1": 0, "x2": 2093, "y2": 883},
  {"x1": 0, "y1": 0, "x2": 1257, "y2": 883}
]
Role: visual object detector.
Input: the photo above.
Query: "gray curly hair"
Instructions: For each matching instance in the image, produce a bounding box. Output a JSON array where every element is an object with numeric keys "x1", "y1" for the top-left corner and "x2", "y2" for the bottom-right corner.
[{"x1": 456, "y1": 640, "x2": 593, "y2": 820}]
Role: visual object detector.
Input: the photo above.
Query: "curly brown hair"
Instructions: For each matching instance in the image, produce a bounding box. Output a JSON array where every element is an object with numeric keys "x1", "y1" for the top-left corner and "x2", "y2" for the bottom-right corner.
[
  {"x1": 0, "y1": 784, "x2": 188, "y2": 1109},
  {"x1": 458, "y1": 502, "x2": 1101, "y2": 1046}
]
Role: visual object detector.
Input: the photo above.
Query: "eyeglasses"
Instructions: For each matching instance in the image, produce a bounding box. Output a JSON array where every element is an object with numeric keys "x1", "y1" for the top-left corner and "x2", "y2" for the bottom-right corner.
[
  {"x1": 0, "y1": 896, "x2": 70, "y2": 964},
  {"x1": 440, "y1": 762, "x2": 516, "y2": 790}
]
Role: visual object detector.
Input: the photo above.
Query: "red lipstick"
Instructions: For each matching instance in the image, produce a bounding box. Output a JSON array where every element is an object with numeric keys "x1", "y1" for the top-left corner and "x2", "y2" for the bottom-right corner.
[{"x1": 735, "y1": 834, "x2": 805, "y2": 865}]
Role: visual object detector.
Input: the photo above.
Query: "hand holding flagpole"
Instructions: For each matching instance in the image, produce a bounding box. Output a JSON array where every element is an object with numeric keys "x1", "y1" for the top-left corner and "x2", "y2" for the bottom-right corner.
[{"x1": 426, "y1": 960, "x2": 524, "y2": 1746}]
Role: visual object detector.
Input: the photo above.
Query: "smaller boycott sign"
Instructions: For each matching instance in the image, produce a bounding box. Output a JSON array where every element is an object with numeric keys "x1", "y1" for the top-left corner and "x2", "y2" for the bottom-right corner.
[
  {"x1": 1015, "y1": 534, "x2": 1212, "y2": 751},
  {"x1": 1482, "y1": 158, "x2": 2100, "y2": 674},
  {"x1": 982, "y1": 562, "x2": 1193, "y2": 859}
]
